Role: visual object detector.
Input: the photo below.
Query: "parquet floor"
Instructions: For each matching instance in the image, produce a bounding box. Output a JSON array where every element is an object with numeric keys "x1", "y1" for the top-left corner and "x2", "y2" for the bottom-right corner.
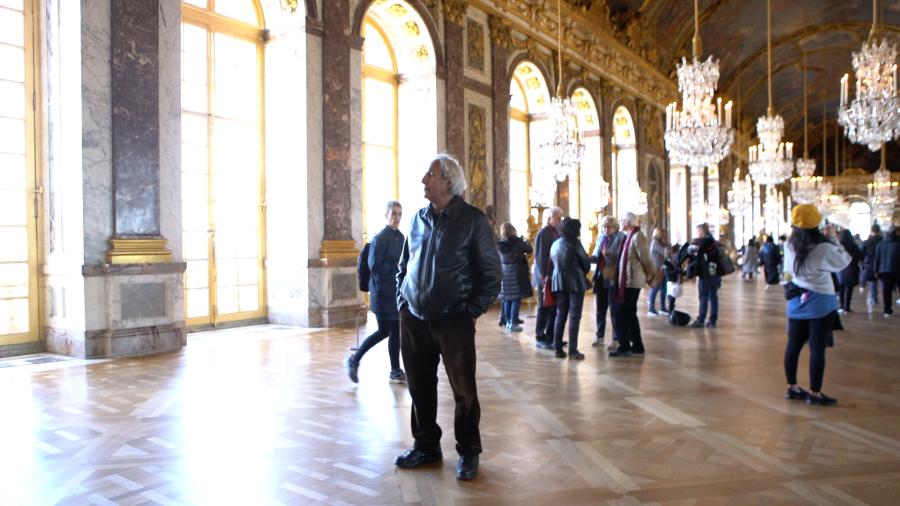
[{"x1": 2, "y1": 280, "x2": 900, "y2": 505}]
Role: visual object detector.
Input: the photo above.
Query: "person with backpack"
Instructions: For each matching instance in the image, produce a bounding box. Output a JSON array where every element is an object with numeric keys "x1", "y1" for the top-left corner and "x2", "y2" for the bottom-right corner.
[
  {"x1": 497, "y1": 223, "x2": 533, "y2": 332},
  {"x1": 760, "y1": 235, "x2": 782, "y2": 289},
  {"x1": 686, "y1": 223, "x2": 724, "y2": 329},
  {"x1": 782, "y1": 204, "x2": 851, "y2": 406},
  {"x1": 345, "y1": 201, "x2": 407, "y2": 384}
]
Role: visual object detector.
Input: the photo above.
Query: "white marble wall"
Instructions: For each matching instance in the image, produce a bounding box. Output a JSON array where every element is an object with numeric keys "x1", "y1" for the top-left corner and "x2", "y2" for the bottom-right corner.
[
  {"x1": 81, "y1": 0, "x2": 113, "y2": 265},
  {"x1": 349, "y1": 47, "x2": 363, "y2": 249},
  {"x1": 306, "y1": 32, "x2": 324, "y2": 261},
  {"x1": 159, "y1": 0, "x2": 181, "y2": 260}
]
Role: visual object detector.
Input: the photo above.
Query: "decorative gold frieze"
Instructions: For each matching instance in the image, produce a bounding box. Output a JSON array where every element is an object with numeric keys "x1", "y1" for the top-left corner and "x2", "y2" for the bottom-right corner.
[
  {"x1": 107, "y1": 238, "x2": 173, "y2": 265},
  {"x1": 443, "y1": 0, "x2": 467, "y2": 26},
  {"x1": 488, "y1": 15, "x2": 514, "y2": 49},
  {"x1": 466, "y1": 18, "x2": 485, "y2": 71},
  {"x1": 467, "y1": 104, "x2": 488, "y2": 210}
]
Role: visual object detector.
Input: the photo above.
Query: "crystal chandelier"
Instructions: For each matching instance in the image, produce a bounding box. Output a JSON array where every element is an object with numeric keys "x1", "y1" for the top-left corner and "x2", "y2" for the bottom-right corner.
[
  {"x1": 869, "y1": 148, "x2": 898, "y2": 225},
  {"x1": 749, "y1": 0, "x2": 794, "y2": 186},
  {"x1": 763, "y1": 185, "x2": 786, "y2": 233},
  {"x1": 664, "y1": 0, "x2": 733, "y2": 174},
  {"x1": 727, "y1": 167, "x2": 753, "y2": 214},
  {"x1": 537, "y1": 0, "x2": 584, "y2": 182},
  {"x1": 791, "y1": 60, "x2": 827, "y2": 207},
  {"x1": 838, "y1": 0, "x2": 900, "y2": 151},
  {"x1": 529, "y1": 173, "x2": 557, "y2": 208}
]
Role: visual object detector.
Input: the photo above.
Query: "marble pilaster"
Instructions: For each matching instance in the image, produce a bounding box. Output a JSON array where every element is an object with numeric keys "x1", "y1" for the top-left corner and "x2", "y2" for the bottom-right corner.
[
  {"x1": 444, "y1": 16, "x2": 466, "y2": 163},
  {"x1": 490, "y1": 22, "x2": 510, "y2": 225}
]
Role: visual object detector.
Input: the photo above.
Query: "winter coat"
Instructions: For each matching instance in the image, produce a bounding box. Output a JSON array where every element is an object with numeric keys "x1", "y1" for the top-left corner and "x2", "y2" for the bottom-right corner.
[
  {"x1": 741, "y1": 244, "x2": 759, "y2": 273},
  {"x1": 549, "y1": 237, "x2": 590, "y2": 293},
  {"x1": 862, "y1": 235, "x2": 882, "y2": 281},
  {"x1": 875, "y1": 233, "x2": 900, "y2": 275},
  {"x1": 687, "y1": 235, "x2": 722, "y2": 281},
  {"x1": 532, "y1": 225, "x2": 560, "y2": 286},
  {"x1": 838, "y1": 237, "x2": 863, "y2": 288},
  {"x1": 650, "y1": 239, "x2": 667, "y2": 269},
  {"x1": 367, "y1": 226, "x2": 405, "y2": 319},
  {"x1": 590, "y1": 231, "x2": 625, "y2": 293},
  {"x1": 760, "y1": 242, "x2": 782, "y2": 284},
  {"x1": 498, "y1": 236, "x2": 533, "y2": 300}
]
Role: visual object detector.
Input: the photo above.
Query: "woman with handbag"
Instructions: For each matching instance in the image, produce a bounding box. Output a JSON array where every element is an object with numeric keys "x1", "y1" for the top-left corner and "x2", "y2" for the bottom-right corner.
[
  {"x1": 589, "y1": 216, "x2": 624, "y2": 347},
  {"x1": 549, "y1": 218, "x2": 591, "y2": 360},
  {"x1": 497, "y1": 223, "x2": 533, "y2": 332},
  {"x1": 782, "y1": 204, "x2": 851, "y2": 406}
]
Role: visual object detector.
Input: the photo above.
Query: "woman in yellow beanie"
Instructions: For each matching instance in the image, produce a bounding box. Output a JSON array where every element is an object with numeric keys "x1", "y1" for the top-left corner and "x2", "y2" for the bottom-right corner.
[{"x1": 782, "y1": 204, "x2": 851, "y2": 406}]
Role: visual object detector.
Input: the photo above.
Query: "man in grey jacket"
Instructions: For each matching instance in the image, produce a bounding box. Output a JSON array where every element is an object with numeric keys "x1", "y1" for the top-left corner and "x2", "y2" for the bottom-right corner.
[
  {"x1": 394, "y1": 154, "x2": 501, "y2": 481},
  {"x1": 533, "y1": 207, "x2": 563, "y2": 348}
]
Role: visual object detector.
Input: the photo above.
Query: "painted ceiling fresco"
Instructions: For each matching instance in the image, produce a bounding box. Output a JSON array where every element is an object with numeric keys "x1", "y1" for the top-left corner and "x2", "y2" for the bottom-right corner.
[{"x1": 578, "y1": 0, "x2": 900, "y2": 171}]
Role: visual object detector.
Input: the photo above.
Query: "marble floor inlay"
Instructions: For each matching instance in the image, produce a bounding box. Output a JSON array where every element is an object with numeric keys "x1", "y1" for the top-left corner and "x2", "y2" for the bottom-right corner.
[{"x1": 2, "y1": 280, "x2": 899, "y2": 505}]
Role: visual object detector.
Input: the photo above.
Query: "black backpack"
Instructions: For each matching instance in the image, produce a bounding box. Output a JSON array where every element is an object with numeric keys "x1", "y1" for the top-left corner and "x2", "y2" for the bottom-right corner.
[
  {"x1": 669, "y1": 310, "x2": 691, "y2": 326},
  {"x1": 357, "y1": 242, "x2": 371, "y2": 292}
]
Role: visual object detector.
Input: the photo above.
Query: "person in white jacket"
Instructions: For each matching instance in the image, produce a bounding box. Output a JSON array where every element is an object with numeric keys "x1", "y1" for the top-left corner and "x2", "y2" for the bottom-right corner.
[{"x1": 782, "y1": 204, "x2": 851, "y2": 406}]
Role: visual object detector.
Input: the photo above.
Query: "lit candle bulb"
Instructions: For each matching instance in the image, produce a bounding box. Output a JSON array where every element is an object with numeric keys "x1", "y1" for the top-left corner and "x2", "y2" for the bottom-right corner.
[
  {"x1": 717, "y1": 97, "x2": 722, "y2": 125},
  {"x1": 725, "y1": 101, "x2": 732, "y2": 127}
]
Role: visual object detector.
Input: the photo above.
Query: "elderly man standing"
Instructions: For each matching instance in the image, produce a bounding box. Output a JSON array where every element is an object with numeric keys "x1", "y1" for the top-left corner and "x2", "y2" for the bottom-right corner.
[
  {"x1": 533, "y1": 207, "x2": 564, "y2": 349},
  {"x1": 609, "y1": 212, "x2": 657, "y2": 357},
  {"x1": 590, "y1": 216, "x2": 624, "y2": 347},
  {"x1": 394, "y1": 154, "x2": 501, "y2": 481}
]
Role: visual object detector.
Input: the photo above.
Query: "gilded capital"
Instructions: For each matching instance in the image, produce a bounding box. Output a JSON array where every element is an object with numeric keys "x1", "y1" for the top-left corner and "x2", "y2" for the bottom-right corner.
[
  {"x1": 443, "y1": 0, "x2": 467, "y2": 26},
  {"x1": 488, "y1": 15, "x2": 514, "y2": 49}
]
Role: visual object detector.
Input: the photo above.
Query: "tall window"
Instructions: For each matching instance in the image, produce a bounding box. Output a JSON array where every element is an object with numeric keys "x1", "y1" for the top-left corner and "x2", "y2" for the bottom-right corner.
[
  {"x1": 509, "y1": 61, "x2": 550, "y2": 235},
  {"x1": 613, "y1": 106, "x2": 638, "y2": 218},
  {"x1": 361, "y1": 2, "x2": 437, "y2": 240},
  {"x1": 571, "y1": 88, "x2": 601, "y2": 249},
  {"x1": 181, "y1": 1, "x2": 266, "y2": 326},
  {"x1": 848, "y1": 200, "x2": 871, "y2": 240},
  {"x1": 0, "y1": 0, "x2": 39, "y2": 345}
]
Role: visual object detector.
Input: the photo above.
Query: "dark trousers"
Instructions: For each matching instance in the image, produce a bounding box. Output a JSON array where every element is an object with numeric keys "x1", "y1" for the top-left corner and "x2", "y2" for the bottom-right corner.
[
  {"x1": 697, "y1": 276, "x2": 721, "y2": 324},
  {"x1": 839, "y1": 285, "x2": 855, "y2": 311},
  {"x1": 784, "y1": 313, "x2": 834, "y2": 392},
  {"x1": 594, "y1": 286, "x2": 611, "y2": 340},
  {"x1": 553, "y1": 291, "x2": 584, "y2": 353},
  {"x1": 881, "y1": 273, "x2": 898, "y2": 314},
  {"x1": 535, "y1": 282, "x2": 557, "y2": 340},
  {"x1": 611, "y1": 288, "x2": 644, "y2": 352},
  {"x1": 352, "y1": 317, "x2": 400, "y2": 371},
  {"x1": 666, "y1": 295, "x2": 676, "y2": 313},
  {"x1": 648, "y1": 279, "x2": 667, "y2": 312},
  {"x1": 399, "y1": 309, "x2": 480, "y2": 457}
]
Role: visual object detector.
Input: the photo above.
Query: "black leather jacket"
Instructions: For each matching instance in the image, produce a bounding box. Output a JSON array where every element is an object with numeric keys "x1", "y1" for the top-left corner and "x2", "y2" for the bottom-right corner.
[
  {"x1": 550, "y1": 238, "x2": 590, "y2": 293},
  {"x1": 397, "y1": 196, "x2": 501, "y2": 320}
]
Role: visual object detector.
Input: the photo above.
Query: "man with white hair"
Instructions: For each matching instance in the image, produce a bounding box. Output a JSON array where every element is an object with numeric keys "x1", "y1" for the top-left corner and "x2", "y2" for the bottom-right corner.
[
  {"x1": 533, "y1": 206, "x2": 564, "y2": 349},
  {"x1": 394, "y1": 154, "x2": 501, "y2": 481},
  {"x1": 609, "y1": 212, "x2": 657, "y2": 357}
]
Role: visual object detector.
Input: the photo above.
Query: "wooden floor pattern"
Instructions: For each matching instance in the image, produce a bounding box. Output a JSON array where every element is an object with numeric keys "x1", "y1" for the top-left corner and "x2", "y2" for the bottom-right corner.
[{"x1": 2, "y1": 280, "x2": 900, "y2": 505}]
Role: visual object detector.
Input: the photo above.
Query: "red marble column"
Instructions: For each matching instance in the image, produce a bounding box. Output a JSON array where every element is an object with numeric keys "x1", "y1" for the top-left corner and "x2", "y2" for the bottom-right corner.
[{"x1": 490, "y1": 17, "x2": 511, "y2": 225}]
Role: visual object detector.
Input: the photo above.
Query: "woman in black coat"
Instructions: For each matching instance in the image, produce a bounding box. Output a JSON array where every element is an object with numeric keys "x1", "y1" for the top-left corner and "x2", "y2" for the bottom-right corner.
[
  {"x1": 760, "y1": 235, "x2": 782, "y2": 287},
  {"x1": 497, "y1": 223, "x2": 533, "y2": 332},
  {"x1": 549, "y1": 218, "x2": 591, "y2": 360},
  {"x1": 837, "y1": 229, "x2": 863, "y2": 312}
]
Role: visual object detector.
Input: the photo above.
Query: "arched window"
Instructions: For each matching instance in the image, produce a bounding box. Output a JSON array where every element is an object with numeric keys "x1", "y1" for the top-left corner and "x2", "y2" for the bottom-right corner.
[
  {"x1": 0, "y1": 0, "x2": 39, "y2": 345},
  {"x1": 509, "y1": 61, "x2": 550, "y2": 235},
  {"x1": 848, "y1": 200, "x2": 872, "y2": 239},
  {"x1": 361, "y1": 1, "x2": 437, "y2": 240},
  {"x1": 180, "y1": 1, "x2": 266, "y2": 326},
  {"x1": 612, "y1": 106, "x2": 639, "y2": 217},
  {"x1": 571, "y1": 88, "x2": 602, "y2": 248}
]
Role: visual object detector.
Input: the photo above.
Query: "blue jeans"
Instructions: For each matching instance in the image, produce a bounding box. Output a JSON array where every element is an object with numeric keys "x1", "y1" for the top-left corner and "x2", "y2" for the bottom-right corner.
[
  {"x1": 502, "y1": 299, "x2": 521, "y2": 325},
  {"x1": 697, "y1": 276, "x2": 721, "y2": 324},
  {"x1": 648, "y1": 280, "x2": 667, "y2": 312}
]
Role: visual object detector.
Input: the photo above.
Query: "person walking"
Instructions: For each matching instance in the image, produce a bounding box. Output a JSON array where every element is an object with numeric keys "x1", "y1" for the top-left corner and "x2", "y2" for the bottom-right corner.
[
  {"x1": 533, "y1": 207, "x2": 564, "y2": 349},
  {"x1": 549, "y1": 218, "x2": 591, "y2": 360},
  {"x1": 782, "y1": 204, "x2": 851, "y2": 406},
  {"x1": 345, "y1": 201, "x2": 406, "y2": 384},
  {"x1": 608, "y1": 212, "x2": 657, "y2": 357},
  {"x1": 687, "y1": 223, "x2": 723, "y2": 328},
  {"x1": 647, "y1": 228, "x2": 669, "y2": 316},
  {"x1": 394, "y1": 154, "x2": 501, "y2": 480},
  {"x1": 741, "y1": 238, "x2": 759, "y2": 281},
  {"x1": 862, "y1": 224, "x2": 883, "y2": 311},
  {"x1": 589, "y1": 216, "x2": 624, "y2": 347},
  {"x1": 497, "y1": 223, "x2": 533, "y2": 332},
  {"x1": 874, "y1": 224, "x2": 900, "y2": 317},
  {"x1": 760, "y1": 235, "x2": 782, "y2": 289},
  {"x1": 837, "y1": 229, "x2": 863, "y2": 313}
]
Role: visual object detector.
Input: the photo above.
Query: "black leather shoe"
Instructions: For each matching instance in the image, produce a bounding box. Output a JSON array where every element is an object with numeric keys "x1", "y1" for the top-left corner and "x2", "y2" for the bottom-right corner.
[
  {"x1": 394, "y1": 447, "x2": 442, "y2": 468},
  {"x1": 554, "y1": 349, "x2": 567, "y2": 358},
  {"x1": 536, "y1": 340, "x2": 554, "y2": 350},
  {"x1": 456, "y1": 454, "x2": 479, "y2": 480},
  {"x1": 514, "y1": 318, "x2": 525, "y2": 324},
  {"x1": 608, "y1": 349, "x2": 632, "y2": 357},
  {"x1": 568, "y1": 351, "x2": 585, "y2": 360},
  {"x1": 806, "y1": 393, "x2": 837, "y2": 406},
  {"x1": 785, "y1": 386, "x2": 809, "y2": 400}
]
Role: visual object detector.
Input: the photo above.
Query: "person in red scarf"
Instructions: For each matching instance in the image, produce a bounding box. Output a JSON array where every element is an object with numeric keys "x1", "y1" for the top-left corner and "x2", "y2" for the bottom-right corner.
[{"x1": 609, "y1": 212, "x2": 659, "y2": 357}]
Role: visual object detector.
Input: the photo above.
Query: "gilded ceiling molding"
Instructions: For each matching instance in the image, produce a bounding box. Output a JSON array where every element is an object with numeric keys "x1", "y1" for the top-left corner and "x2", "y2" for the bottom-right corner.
[
  {"x1": 467, "y1": 0, "x2": 675, "y2": 108},
  {"x1": 488, "y1": 14, "x2": 514, "y2": 49},
  {"x1": 444, "y1": 0, "x2": 467, "y2": 26}
]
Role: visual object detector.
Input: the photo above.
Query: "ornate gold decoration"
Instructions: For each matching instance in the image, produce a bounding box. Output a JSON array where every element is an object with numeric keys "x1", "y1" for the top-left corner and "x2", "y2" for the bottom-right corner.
[
  {"x1": 388, "y1": 3, "x2": 407, "y2": 17},
  {"x1": 418, "y1": 0, "x2": 440, "y2": 22},
  {"x1": 526, "y1": 77, "x2": 541, "y2": 90},
  {"x1": 466, "y1": 18, "x2": 485, "y2": 71},
  {"x1": 404, "y1": 21, "x2": 420, "y2": 36},
  {"x1": 281, "y1": 0, "x2": 299, "y2": 14},
  {"x1": 467, "y1": 104, "x2": 488, "y2": 210},
  {"x1": 516, "y1": 65, "x2": 532, "y2": 76},
  {"x1": 320, "y1": 240, "x2": 359, "y2": 261},
  {"x1": 488, "y1": 15, "x2": 514, "y2": 49},
  {"x1": 107, "y1": 238, "x2": 173, "y2": 264},
  {"x1": 443, "y1": 0, "x2": 467, "y2": 26},
  {"x1": 414, "y1": 45, "x2": 429, "y2": 61}
]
